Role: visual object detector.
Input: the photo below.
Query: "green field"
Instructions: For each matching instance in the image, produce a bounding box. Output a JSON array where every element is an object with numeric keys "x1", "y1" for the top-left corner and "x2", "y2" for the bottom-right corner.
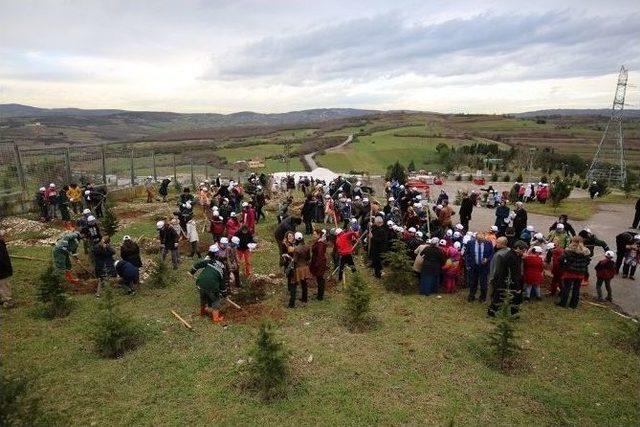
[
  {"x1": 1, "y1": 199, "x2": 639, "y2": 425},
  {"x1": 316, "y1": 126, "x2": 504, "y2": 173}
]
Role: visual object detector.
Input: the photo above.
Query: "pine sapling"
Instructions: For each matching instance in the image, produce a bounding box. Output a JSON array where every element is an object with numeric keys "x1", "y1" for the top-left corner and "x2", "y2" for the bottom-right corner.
[
  {"x1": 37, "y1": 263, "x2": 73, "y2": 319},
  {"x1": 343, "y1": 271, "x2": 374, "y2": 332},
  {"x1": 146, "y1": 259, "x2": 172, "y2": 288},
  {"x1": 247, "y1": 321, "x2": 290, "y2": 401},
  {"x1": 382, "y1": 239, "x2": 416, "y2": 293},
  {"x1": 486, "y1": 288, "x2": 522, "y2": 371},
  {"x1": 101, "y1": 206, "x2": 120, "y2": 237},
  {"x1": 92, "y1": 285, "x2": 143, "y2": 358}
]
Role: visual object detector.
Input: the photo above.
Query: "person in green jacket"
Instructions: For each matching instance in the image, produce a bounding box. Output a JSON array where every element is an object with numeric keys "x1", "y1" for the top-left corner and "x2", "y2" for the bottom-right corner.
[
  {"x1": 189, "y1": 245, "x2": 227, "y2": 323},
  {"x1": 547, "y1": 223, "x2": 570, "y2": 248},
  {"x1": 52, "y1": 232, "x2": 82, "y2": 284}
]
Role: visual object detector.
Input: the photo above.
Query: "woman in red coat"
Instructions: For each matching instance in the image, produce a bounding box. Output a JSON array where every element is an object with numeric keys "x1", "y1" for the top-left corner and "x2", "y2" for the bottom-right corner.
[
  {"x1": 523, "y1": 246, "x2": 544, "y2": 300},
  {"x1": 309, "y1": 228, "x2": 328, "y2": 300}
]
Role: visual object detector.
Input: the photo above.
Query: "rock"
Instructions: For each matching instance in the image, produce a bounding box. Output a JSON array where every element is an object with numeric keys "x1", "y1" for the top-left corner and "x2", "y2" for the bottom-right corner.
[{"x1": 307, "y1": 354, "x2": 314, "y2": 363}]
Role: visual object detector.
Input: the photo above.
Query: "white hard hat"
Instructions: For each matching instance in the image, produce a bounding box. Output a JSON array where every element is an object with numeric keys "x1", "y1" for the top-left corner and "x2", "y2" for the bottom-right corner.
[
  {"x1": 82, "y1": 209, "x2": 91, "y2": 215},
  {"x1": 49, "y1": 183, "x2": 55, "y2": 187},
  {"x1": 546, "y1": 242, "x2": 556, "y2": 250},
  {"x1": 415, "y1": 195, "x2": 422, "y2": 200},
  {"x1": 335, "y1": 228, "x2": 343, "y2": 234},
  {"x1": 453, "y1": 242, "x2": 461, "y2": 250},
  {"x1": 39, "y1": 187, "x2": 46, "y2": 192},
  {"x1": 388, "y1": 197, "x2": 395, "y2": 202},
  {"x1": 453, "y1": 231, "x2": 461, "y2": 238},
  {"x1": 350, "y1": 218, "x2": 357, "y2": 223},
  {"x1": 362, "y1": 198, "x2": 369, "y2": 203},
  {"x1": 325, "y1": 194, "x2": 331, "y2": 199},
  {"x1": 208, "y1": 244, "x2": 219, "y2": 253},
  {"x1": 462, "y1": 235, "x2": 472, "y2": 244},
  {"x1": 355, "y1": 196, "x2": 361, "y2": 200},
  {"x1": 408, "y1": 227, "x2": 417, "y2": 233},
  {"x1": 87, "y1": 215, "x2": 96, "y2": 222},
  {"x1": 532, "y1": 246, "x2": 543, "y2": 254},
  {"x1": 446, "y1": 229, "x2": 453, "y2": 236},
  {"x1": 534, "y1": 232, "x2": 543, "y2": 240},
  {"x1": 231, "y1": 236, "x2": 240, "y2": 245},
  {"x1": 455, "y1": 224, "x2": 464, "y2": 230},
  {"x1": 416, "y1": 231, "x2": 424, "y2": 238},
  {"x1": 294, "y1": 232, "x2": 303, "y2": 240},
  {"x1": 84, "y1": 190, "x2": 90, "y2": 195},
  {"x1": 430, "y1": 237, "x2": 439, "y2": 245},
  {"x1": 526, "y1": 225, "x2": 535, "y2": 232},
  {"x1": 219, "y1": 237, "x2": 229, "y2": 244},
  {"x1": 439, "y1": 239, "x2": 447, "y2": 246},
  {"x1": 386, "y1": 220, "x2": 394, "y2": 226},
  {"x1": 605, "y1": 250, "x2": 615, "y2": 258},
  {"x1": 122, "y1": 235, "x2": 131, "y2": 241},
  {"x1": 556, "y1": 223, "x2": 565, "y2": 230},
  {"x1": 156, "y1": 221, "x2": 165, "y2": 229},
  {"x1": 491, "y1": 225, "x2": 498, "y2": 232},
  {"x1": 504, "y1": 218, "x2": 511, "y2": 224},
  {"x1": 242, "y1": 202, "x2": 249, "y2": 207},
  {"x1": 634, "y1": 235, "x2": 640, "y2": 241}
]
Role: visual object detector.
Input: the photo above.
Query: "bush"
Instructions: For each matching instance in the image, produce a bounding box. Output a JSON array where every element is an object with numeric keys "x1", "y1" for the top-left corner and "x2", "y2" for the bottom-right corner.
[
  {"x1": 516, "y1": 173, "x2": 524, "y2": 182},
  {"x1": 247, "y1": 322, "x2": 290, "y2": 401},
  {"x1": 382, "y1": 240, "x2": 416, "y2": 294},
  {"x1": 146, "y1": 260, "x2": 173, "y2": 288},
  {"x1": 37, "y1": 263, "x2": 73, "y2": 319},
  {"x1": 385, "y1": 161, "x2": 408, "y2": 184},
  {"x1": 407, "y1": 160, "x2": 416, "y2": 172},
  {"x1": 502, "y1": 174, "x2": 510, "y2": 182},
  {"x1": 540, "y1": 176, "x2": 548, "y2": 183},
  {"x1": 101, "y1": 206, "x2": 120, "y2": 237},
  {"x1": 0, "y1": 366, "x2": 58, "y2": 426},
  {"x1": 491, "y1": 173, "x2": 498, "y2": 181},
  {"x1": 467, "y1": 174, "x2": 473, "y2": 181},
  {"x1": 550, "y1": 179, "x2": 572, "y2": 208},
  {"x1": 92, "y1": 286, "x2": 144, "y2": 358},
  {"x1": 486, "y1": 289, "x2": 522, "y2": 371},
  {"x1": 454, "y1": 174, "x2": 462, "y2": 181},
  {"x1": 343, "y1": 272, "x2": 375, "y2": 332}
]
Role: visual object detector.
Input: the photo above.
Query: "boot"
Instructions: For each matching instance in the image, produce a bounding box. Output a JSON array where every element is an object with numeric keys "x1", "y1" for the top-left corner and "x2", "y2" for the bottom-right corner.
[
  {"x1": 200, "y1": 305, "x2": 207, "y2": 316},
  {"x1": 211, "y1": 310, "x2": 224, "y2": 323},
  {"x1": 64, "y1": 270, "x2": 80, "y2": 285}
]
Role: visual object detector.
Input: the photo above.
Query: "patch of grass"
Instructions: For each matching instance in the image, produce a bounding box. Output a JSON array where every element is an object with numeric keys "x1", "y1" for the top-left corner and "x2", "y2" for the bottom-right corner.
[{"x1": 524, "y1": 199, "x2": 598, "y2": 220}]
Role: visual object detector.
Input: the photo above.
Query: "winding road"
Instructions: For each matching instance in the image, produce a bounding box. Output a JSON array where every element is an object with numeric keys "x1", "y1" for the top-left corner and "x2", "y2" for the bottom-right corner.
[{"x1": 304, "y1": 134, "x2": 353, "y2": 171}]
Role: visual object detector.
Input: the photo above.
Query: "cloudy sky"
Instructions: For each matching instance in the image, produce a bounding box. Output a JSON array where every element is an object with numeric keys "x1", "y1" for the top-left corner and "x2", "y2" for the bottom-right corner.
[{"x1": 1, "y1": 0, "x2": 639, "y2": 113}]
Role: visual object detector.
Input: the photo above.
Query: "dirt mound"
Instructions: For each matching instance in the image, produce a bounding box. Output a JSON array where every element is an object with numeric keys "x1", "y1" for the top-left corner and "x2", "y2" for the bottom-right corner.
[
  {"x1": 1, "y1": 217, "x2": 62, "y2": 246},
  {"x1": 223, "y1": 304, "x2": 285, "y2": 324}
]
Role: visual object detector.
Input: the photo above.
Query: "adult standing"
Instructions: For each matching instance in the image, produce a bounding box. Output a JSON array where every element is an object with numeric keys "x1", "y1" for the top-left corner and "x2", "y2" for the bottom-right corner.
[
  {"x1": 67, "y1": 183, "x2": 82, "y2": 214},
  {"x1": 309, "y1": 229, "x2": 328, "y2": 301},
  {"x1": 418, "y1": 238, "x2": 446, "y2": 296},
  {"x1": 549, "y1": 214, "x2": 576, "y2": 237},
  {"x1": 557, "y1": 236, "x2": 591, "y2": 309},
  {"x1": 369, "y1": 216, "x2": 389, "y2": 278},
  {"x1": 93, "y1": 236, "x2": 117, "y2": 297},
  {"x1": 301, "y1": 195, "x2": 316, "y2": 235},
  {"x1": 0, "y1": 231, "x2": 15, "y2": 308},
  {"x1": 459, "y1": 192, "x2": 474, "y2": 231},
  {"x1": 487, "y1": 238, "x2": 525, "y2": 316},
  {"x1": 512, "y1": 202, "x2": 527, "y2": 238},
  {"x1": 633, "y1": 198, "x2": 640, "y2": 229},
  {"x1": 464, "y1": 232, "x2": 494, "y2": 302},
  {"x1": 120, "y1": 235, "x2": 142, "y2": 268},
  {"x1": 274, "y1": 216, "x2": 302, "y2": 251},
  {"x1": 494, "y1": 200, "x2": 510, "y2": 231},
  {"x1": 160, "y1": 221, "x2": 180, "y2": 269},
  {"x1": 159, "y1": 178, "x2": 171, "y2": 202}
]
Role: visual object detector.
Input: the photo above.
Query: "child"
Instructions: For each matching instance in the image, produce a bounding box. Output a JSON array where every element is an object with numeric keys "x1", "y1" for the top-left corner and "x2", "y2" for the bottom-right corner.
[
  {"x1": 186, "y1": 218, "x2": 201, "y2": 258},
  {"x1": 622, "y1": 235, "x2": 640, "y2": 279},
  {"x1": 441, "y1": 241, "x2": 461, "y2": 293},
  {"x1": 595, "y1": 250, "x2": 616, "y2": 301},
  {"x1": 523, "y1": 246, "x2": 544, "y2": 300},
  {"x1": 545, "y1": 242, "x2": 564, "y2": 296}
]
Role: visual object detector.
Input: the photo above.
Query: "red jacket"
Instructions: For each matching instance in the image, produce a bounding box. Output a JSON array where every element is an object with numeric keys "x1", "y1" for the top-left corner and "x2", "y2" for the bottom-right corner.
[
  {"x1": 210, "y1": 217, "x2": 225, "y2": 235},
  {"x1": 336, "y1": 231, "x2": 359, "y2": 256},
  {"x1": 225, "y1": 218, "x2": 240, "y2": 237},
  {"x1": 523, "y1": 254, "x2": 544, "y2": 285},
  {"x1": 595, "y1": 258, "x2": 616, "y2": 280},
  {"x1": 242, "y1": 208, "x2": 256, "y2": 234}
]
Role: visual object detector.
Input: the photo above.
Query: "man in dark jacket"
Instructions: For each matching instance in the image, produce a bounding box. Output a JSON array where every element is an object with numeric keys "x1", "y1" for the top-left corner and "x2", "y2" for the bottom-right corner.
[
  {"x1": 274, "y1": 216, "x2": 302, "y2": 249},
  {"x1": 464, "y1": 233, "x2": 494, "y2": 302},
  {"x1": 633, "y1": 198, "x2": 640, "y2": 229},
  {"x1": 578, "y1": 229, "x2": 609, "y2": 257},
  {"x1": 120, "y1": 236, "x2": 142, "y2": 268},
  {"x1": 512, "y1": 202, "x2": 528, "y2": 237},
  {"x1": 0, "y1": 230, "x2": 15, "y2": 307},
  {"x1": 301, "y1": 195, "x2": 316, "y2": 235},
  {"x1": 459, "y1": 192, "x2": 474, "y2": 231},
  {"x1": 159, "y1": 178, "x2": 171, "y2": 202},
  {"x1": 615, "y1": 230, "x2": 636, "y2": 272},
  {"x1": 160, "y1": 221, "x2": 180, "y2": 269},
  {"x1": 487, "y1": 238, "x2": 525, "y2": 316},
  {"x1": 369, "y1": 216, "x2": 390, "y2": 278},
  {"x1": 114, "y1": 259, "x2": 139, "y2": 295}
]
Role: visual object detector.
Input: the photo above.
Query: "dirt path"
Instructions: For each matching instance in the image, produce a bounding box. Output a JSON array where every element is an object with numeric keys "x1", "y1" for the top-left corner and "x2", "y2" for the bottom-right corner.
[{"x1": 304, "y1": 134, "x2": 352, "y2": 170}]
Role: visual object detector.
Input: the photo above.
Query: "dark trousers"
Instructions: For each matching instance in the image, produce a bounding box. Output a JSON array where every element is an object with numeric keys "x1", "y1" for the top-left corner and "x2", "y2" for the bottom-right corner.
[
  {"x1": 316, "y1": 276, "x2": 325, "y2": 300},
  {"x1": 467, "y1": 265, "x2": 488, "y2": 300},
  {"x1": 304, "y1": 219, "x2": 313, "y2": 235},
  {"x1": 633, "y1": 210, "x2": 640, "y2": 228},
  {"x1": 616, "y1": 249, "x2": 625, "y2": 272},
  {"x1": 559, "y1": 278, "x2": 582, "y2": 308},
  {"x1": 338, "y1": 254, "x2": 356, "y2": 281},
  {"x1": 488, "y1": 288, "x2": 522, "y2": 317},
  {"x1": 288, "y1": 278, "x2": 308, "y2": 307},
  {"x1": 256, "y1": 206, "x2": 265, "y2": 222},
  {"x1": 596, "y1": 278, "x2": 612, "y2": 300},
  {"x1": 622, "y1": 263, "x2": 637, "y2": 278},
  {"x1": 371, "y1": 254, "x2": 383, "y2": 278},
  {"x1": 461, "y1": 217, "x2": 470, "y2": 231},
  {"x1": 189, "y1": 241, "x2": 201, "y2": 258}
]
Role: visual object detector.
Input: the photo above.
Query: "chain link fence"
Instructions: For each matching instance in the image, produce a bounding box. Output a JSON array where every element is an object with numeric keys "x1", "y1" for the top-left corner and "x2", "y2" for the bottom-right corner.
[{"x1": 0, "y1": 141, "x2": 241, "y2": 216}]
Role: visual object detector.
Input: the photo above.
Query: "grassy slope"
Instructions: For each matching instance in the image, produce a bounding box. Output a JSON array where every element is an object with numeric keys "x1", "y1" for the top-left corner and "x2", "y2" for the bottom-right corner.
[
  {"x1": 1, "y1": 200, "x2": 639, "y2": 426},
  {"x1": 316, "y1": 126, "x2": 495, "y2": 174}
]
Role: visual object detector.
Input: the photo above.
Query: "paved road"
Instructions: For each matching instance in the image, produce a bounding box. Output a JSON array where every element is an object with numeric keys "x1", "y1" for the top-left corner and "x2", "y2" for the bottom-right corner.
[{"x1": 304, "y1": 134, "x2": 353, "y2": 171}]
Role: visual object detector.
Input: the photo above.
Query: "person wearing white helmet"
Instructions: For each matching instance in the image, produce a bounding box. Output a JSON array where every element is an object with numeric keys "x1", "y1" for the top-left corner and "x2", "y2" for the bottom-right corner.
[
  {"x1": 189, "y1": 245, "x2": 227, "y2": 323},
  {"x1": 186, "y1": 218, "x2": 202, "y2": 258},
  {"x1": 44, "y1": 182, "x2": 59, "y2": 220},
  {"x1": 442, "y1": 238, "x2": 462, "y2": 293},
  {"x1": 577, "y1": 228, "x2": 610, "y2": 257},
  {"x1": 120, "y1": 234, "x2": 142, "y2": 268},
  {"x1": 418, "y1": 236, "x2": 446, "y2": 296},
  {"x1": 35, "y1": 187, "x2": 49, "y2": 221},
  {"x1": 159, "y1": 220, "x2": 180, "y2": 269},
  {"x1": 486, "y1": 226, "x2": 498, "y2": 246},
  {"x1": 523, "y1": 245, "x2": 544, "y2": 301},
  {"x1": 241, "y1": 201, "x2": 256, "y2": 235},
  {"x1": 595, "y1": 250, "x2": 616, "y2": 301},
  {"x1": 235, "y1": 223, "x2": 256, "y2": 278},
  {"x1": 513, "y1": 201, "x2": 528, "y2": 237},
  {"x1": 144, "y1": 175, "x2": 155, "y2": 203},
  {"x1": 547, "y1": 222, "x2": 570, "y2": 248},
  {"x1": 520, "y1": 224, "x2": 535, "y2": 243},
  {"x1": 114, "y1": 259, "x2": 139, "y2": 295},
  {"x1": 52, "y1": 231, "x2": 83, "y2": 285},
  {"x1": 253, "y1": 184, "x2": 267, "y2": 223}
]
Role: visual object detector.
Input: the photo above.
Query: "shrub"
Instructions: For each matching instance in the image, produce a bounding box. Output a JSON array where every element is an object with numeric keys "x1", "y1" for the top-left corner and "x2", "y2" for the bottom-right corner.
[
  {"x1": 385, "y1": 161, "x2": 408, "y2": 184},
  {"x1": 343, "y1": 272, "x2": 375, "y2": 332},
  {"x1": 92, "y1": 286, "x2": 143, "y2": 358},
  {"x1": 146, "y1": 260, "x2": 172, "y2": 288},
  {"x1": 540, "y1": 176, "x2": 548, "y2": 183},
  {"x1": 382, "y1": 240, "x2": 416, "y2": 294},
  {"x1": 502, "y1": 174, "x2": 510, "y2": 182},
  {"x1": 550, "y1": 179, "x2": 572, "y2": 208},
  {"x1": 486, "y1": 289, "x2": 522, "y2": 371},
  {"x1": 516, "y1": 173, "x2": 524, "y2": 182},
  {"x1": 0, "y1": 366, "x2": 57, "y2": 426},
  {"x1": 247, "y1": 322, "x2": 290, "y2": 401},
  {"x1": 467, "y1": 174, "x2": 473, "y2": 181},
  {"x1": 37, "y1": 263, "x2": 73, "y2": 319},
  {"x1": 407, "y1": 160, "x2": 416, "y2": 172},
  {"x1": 101, "y1": 206, "x2": 120, "y2": 237},
  {"x1": 454, "y1": 174, "x2": 462, "y2": 181},
  {"x1": 491, "y1": 173, "x2": 498, "y2": 181}
]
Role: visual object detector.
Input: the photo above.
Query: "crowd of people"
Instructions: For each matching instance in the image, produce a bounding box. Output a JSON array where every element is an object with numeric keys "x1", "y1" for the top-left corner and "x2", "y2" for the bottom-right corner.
[{"x1": 35, "y1": 182, "x2": 107, "y2": 225}]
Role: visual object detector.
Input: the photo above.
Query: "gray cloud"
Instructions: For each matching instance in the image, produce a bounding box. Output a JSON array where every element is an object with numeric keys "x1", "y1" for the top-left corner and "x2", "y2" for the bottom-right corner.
[{"x1": 208, "y1": 10, "x2": 640, "y2": 83}]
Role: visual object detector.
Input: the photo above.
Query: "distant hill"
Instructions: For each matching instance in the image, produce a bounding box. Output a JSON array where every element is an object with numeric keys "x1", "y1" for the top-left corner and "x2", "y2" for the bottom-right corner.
[
  {"x1": 0, "y1": 103, "x2": 379, "y2": 126},
  {"x1": 515, "y1": 108, "x2": 640, "y2": 118}
]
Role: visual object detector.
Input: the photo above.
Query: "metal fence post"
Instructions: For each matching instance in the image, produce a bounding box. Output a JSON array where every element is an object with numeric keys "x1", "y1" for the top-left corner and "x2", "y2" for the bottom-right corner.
[
  {"x1": 173, "y1": 154, "x2": 177, "y2": 184},
  {"x1": 130, "y1": 149, "x2": 135, "y2": 187},
  {"x1": 101, "y1": 145, "x2": 107, "y2": 186},
  {"x1": 64, "y1": 147, "x2": 72, "y2": 183},
  {"x1": 13, "y1": 143, "x2": 27, "y2": 193},
  {"x1": 152, "y1": 150, "x2": 157, "y2": 181},
  {"x1": 205, "y1": 163, "x2": 208, "y2": 181},
  {"x1": 190, "y1": 158, "x2": 195, "y2": 188}
]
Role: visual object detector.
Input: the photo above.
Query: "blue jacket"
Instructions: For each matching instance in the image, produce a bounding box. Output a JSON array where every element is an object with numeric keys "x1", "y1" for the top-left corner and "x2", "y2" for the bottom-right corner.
[
  {"x1": 115, "y1": 260, "x2": 139, "y2": 283},
  {"x1": 463, "y1": 239, "x2": 494, "y2": 268}
]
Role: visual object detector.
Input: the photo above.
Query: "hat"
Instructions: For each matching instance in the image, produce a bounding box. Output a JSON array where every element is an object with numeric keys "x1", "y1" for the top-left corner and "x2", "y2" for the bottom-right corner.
[
  {"x1": 39, "y1": 187, "x2": 46, "y2": 192},
  {"x1": 446, "y1": 229, "x2": 453, "y2": 236},
  {"x1": 49, "y1": 183, "x2": 55, "y2": 187},
  {"x1": 436, "y1": 204, "x2": 443, "y2": 209},
  {"x1": 156, "y1": 220, "x2": 165, "y2": 229},
  {"x1": 325, "y1": 194, "x2": 331, "y2": 199},
  {"x1": 247, "y1": 243, "x2": 257, "y2": 251},
  {"x1": 532, "y1": 246, "x2": 543, "y2": 254},
  {"x1": 363, "y1": 198, "x2": 369, "y2": 203},
  {"x1": 534, "y1": 232, "x2": 543, "y2": 240},
  {"x1": 231, "y1": 236, "x2": 240, "y2": 245},
  {"x1": 416, "y1": 195, "x2": 422, "y2": 200},
  {"x1": 455, "y1": 224, "x2": 464, "y2": 230},
  {"x1": 413, "y1": 203, "x2": 421, "y2": 208},
  {"x1": 453, "y1": 242, "x2": 461, "y2": 250},
  {"x1": 490, "y1": 225, "x2": 498, "y2": 232},
  {"x1": 438, "y1": 239, "x2": 447, "y2": 246},
  {"x1": 605, "y1": 250, "x2": 615, "y2": 258},
  {"x1": 294, "y1": 232, "x2": 303, "y2": 240},
  {"x1": 634, "y1": 235, "x2": 640, "y2": 241},
  {"x1": 585, "y1": 228, "x2": 592, "y2": 234},
  {"x1": 350, "y1": 218, "x2": 357, "y2": 223},
  {"x1": 430, "y1": 237, "x2": 440, "y2": 245},
  {"x1": 526, "y1": 225, "x2": 534, "y2": 232},
  {"x1": 122, "y1": 235, "x2": 131, "y2": 241},
  {"x1": 82, "y1": 208, "x2": 91, "y2": 215},
  {"x1": 355, "y1": 196, "x2": 361, "y2": 200},
  {"x1": 242, "y1": 202, "x2": 249, "y2": 207},
  {"x1": 416, "y1": 231, "x2": 424, "y2": 238},
  {"x1": 87, "y1": 215, "x2": 96, "y2": 223},
  {"x1": 388, "y1": 197, "x2": 395, "y2": 202},
  {"x1": 84, "y1": 190, "x2": 90, "y2": 195},
  {"x1": 335, "y1": 228, "x2": 343, "y2": 234},
  {"x1": 114, "y1": 260, "x2": 120, "y2": 268},
  {"x1": 408, "y1": 227, "x2": 417, "y2": 233},
  {"x1": 230, "y1": 212, "x2": 237, "y2": 217},
  {"x1": 546, "y1": 242, "x2": 556, "y2": 250},
  {"x1": 556, "y1": 223, "x2": 565, "y2": 230},
  {"x1": 453, "y1": 231, "x2": 461, "y2": 238},
  {"x1": 386, "y1": 220, "x2": 394, "y2": 226},
  {"x1": 219, "y1": 237, "x2": 229, "y2": 244},
  {"x1": 463, "y1": 235, "x2": 472, "y2": 244},
  {"x1": 257, "y1": 185, "x2": 262, "y2": 189},
  {"x1": 208, "y1": 244, "x2": 219, "y2": 253}
]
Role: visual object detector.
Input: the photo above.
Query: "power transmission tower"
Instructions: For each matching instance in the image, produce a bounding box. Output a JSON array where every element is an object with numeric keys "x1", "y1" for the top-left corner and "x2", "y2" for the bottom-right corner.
[{"x1": 587, "y1": 65, "x2": 628, "y2": 186}]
